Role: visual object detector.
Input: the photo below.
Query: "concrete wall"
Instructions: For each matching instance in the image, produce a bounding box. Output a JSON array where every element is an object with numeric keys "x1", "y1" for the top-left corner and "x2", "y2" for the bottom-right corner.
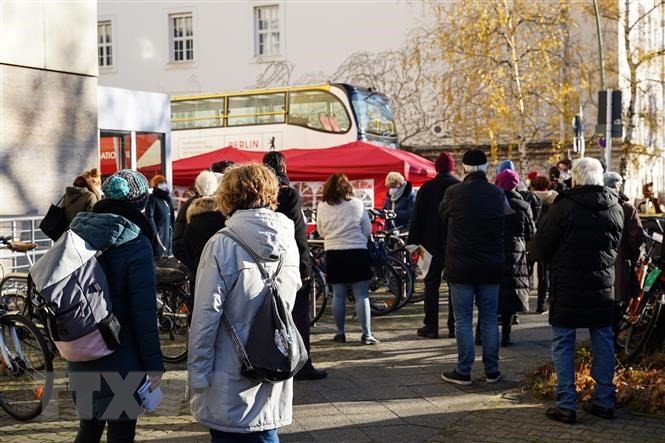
[{"x1": 0, "y1": 1, "x2": 98, "y2": 217}]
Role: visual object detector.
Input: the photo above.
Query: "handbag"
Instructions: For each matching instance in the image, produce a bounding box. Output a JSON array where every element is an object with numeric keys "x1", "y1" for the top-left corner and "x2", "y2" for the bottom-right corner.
[
  {"x1": 219, "y1": 228, "x2": 308, "y2": 384},
  {"x1": 39, "y1": 196, "x2": 68, "y2": 241}
]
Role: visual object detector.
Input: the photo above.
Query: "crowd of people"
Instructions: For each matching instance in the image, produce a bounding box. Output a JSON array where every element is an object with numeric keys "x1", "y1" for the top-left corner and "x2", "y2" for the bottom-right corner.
[{"x1": 55, "y1": 147, "x2": 663, "y2": 441}]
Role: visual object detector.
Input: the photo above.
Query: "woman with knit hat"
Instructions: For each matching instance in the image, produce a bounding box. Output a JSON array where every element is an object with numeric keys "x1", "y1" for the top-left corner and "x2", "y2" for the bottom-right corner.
[
  {"x1": 145, "y1": 175, "x2": 175, "y2": 258},
  {"x1": 67, "y1": 169, "x2": 164, "y2": 442},
  {"x1": 495, "y1": 170, "x2": 535, "y2": 346}
]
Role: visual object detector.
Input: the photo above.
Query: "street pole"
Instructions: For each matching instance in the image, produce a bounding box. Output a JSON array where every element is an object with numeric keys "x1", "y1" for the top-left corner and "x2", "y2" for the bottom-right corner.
[
  {"x1": 579, "y1": 105, "x2": 586, "y2": 158},
  {"x1": 593, "y1": 0, "x2": 605, "y2": 91},
  {"x1": 605, "y1": 89, "x2": 612, "y2": 170}
]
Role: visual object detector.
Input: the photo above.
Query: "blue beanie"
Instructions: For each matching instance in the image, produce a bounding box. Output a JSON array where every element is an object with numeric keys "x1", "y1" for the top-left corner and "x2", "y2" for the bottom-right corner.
[
  {"x1": 496, "y1": 160, "x2": 515, "y2": 175},
  {"x1": 102, "y1": 169, "x2": 149, "y2": 210}
]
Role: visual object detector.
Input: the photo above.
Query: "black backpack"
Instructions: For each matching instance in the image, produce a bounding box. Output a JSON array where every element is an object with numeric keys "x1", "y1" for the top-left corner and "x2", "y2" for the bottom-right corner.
[{"x1": 220, "y1": 229, "x2": 308, "y2": 384}]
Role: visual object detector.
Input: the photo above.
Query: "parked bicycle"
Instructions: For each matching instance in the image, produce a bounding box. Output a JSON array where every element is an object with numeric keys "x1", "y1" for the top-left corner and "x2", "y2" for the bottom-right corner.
[
  {"x1": 616, "y1": 219, "x2": 665, "y2": 363},
  {"x1": 0, "y1": 288, "x2": 53, "y2": 421},
  {"x1": 154, "y1": 259, "x2": 192, "y2": 364}
]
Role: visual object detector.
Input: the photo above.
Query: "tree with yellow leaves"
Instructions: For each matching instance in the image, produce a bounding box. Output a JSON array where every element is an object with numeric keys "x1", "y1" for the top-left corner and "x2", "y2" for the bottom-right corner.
[{"x1": 421, "y1": 0, "x2": 593, "y2": 172}]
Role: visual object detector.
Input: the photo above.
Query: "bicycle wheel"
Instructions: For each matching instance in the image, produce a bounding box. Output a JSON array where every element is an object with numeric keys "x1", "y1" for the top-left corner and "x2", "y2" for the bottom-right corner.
[
  {"x1": 391, "y1": 257, "x2": 415, "y2": 310},
  {"x1": 0, "y1": 275, "x2": 30, "y2": 315},
  {"x1": 0, "y1": 312, "x2": 53, "y2": 421},
  {"x1": 368, "y1": 260, "x2": 405, "y2": 316},
  {"x1": 618, "y1": 290, "x2": 662, "y2": 363},
  {"x1": 309, "y1": 269, "x2": 328, "y2": 326},
  {"x1": 156, "y1": 284, "x2": 191, "y2": 364}
]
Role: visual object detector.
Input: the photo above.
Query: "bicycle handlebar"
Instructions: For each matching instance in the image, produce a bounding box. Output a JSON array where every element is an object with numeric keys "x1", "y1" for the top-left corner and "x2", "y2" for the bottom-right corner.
[{"x1": 0, "y1": 235, "x2": 13, "y2": 245}]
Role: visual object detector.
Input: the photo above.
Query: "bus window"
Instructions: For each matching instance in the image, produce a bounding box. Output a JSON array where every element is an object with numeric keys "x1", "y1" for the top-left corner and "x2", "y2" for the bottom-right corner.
[
  {"x1": 288, "y1": 90, "x2": 350, "y2": 133},
  {"x1": 228, "y1": 93, "x2": 285, "y2": 126},
  {"x1": 351, "y1": 90, "x2": 397, "y2": 138},
  {"x1": 172, "y1": 98, "x2": 224, "y2": 129}
]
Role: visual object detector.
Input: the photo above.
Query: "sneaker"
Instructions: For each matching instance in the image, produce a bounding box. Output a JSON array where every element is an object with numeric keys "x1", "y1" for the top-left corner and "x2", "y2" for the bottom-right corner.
[
  {"x1": 485, "y1": 372, "x2": 503, "y2": 383},
  {"x1": 333, "y1": 333, "x2": 346, "y2": 343},
  {"x1": 441, "y1": 370, "x2": 472, "y2": 386},
  {"x1": 361, "y1": 335, "x2": 380, "y2": 345},
  {"x1": 512, "y1": 314, "x2": 520, "y2": 325}
]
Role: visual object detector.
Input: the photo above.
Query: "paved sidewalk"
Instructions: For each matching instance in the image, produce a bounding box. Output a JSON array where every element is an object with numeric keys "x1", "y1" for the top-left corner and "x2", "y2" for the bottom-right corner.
[{"x1": 1, "y1": 294, "x2": 664, "y2": 442}]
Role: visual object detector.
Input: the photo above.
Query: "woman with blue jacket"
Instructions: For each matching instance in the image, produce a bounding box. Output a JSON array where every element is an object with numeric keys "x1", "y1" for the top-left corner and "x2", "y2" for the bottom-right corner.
[
  {"x1": 382, "y1": 172, "x2": 415, "y2": 229},
  {"x1": 68, "y1": 170, "x2": 164, "y2": 443}
]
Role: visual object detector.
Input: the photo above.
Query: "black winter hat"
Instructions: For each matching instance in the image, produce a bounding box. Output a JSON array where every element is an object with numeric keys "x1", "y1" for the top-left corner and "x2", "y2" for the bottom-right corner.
[{"x1": 462, "y1": 149, "x2": 487, "y2": 166}]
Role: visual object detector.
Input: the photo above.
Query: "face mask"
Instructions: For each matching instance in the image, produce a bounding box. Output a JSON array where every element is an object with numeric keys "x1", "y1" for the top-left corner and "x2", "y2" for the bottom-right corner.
[
  {"x1": 157, "y1": 183, "x2": 168, "y2": 191},
  {"x1": 560, "y1": 171, "x2": 571, "y2": 181},
  {"x1": 388, "y1": 187, "x2": 399, "y2": 197}
]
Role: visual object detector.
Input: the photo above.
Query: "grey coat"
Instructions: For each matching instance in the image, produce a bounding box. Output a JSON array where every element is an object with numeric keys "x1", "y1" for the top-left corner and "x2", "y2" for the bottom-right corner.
[{"x1": 188, "y1": 208, "x2": 301, "y2": 433}]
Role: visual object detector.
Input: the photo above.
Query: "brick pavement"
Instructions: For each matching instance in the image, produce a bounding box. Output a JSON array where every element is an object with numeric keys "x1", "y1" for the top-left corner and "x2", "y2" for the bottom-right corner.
[{"x1": 1, "y1": 294, "x2": 664, "y2": 442}]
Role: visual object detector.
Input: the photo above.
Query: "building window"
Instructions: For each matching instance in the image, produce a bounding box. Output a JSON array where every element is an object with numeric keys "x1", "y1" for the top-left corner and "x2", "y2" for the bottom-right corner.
[
  {"x1": 170, "y1": 13, "x2": 194, "y2": 62},
  {"x1": 254, "y1": 5, "x2": 280, "y2": 56},
  {"x1": 98, "y1": 21, "x2": 113, "y2": 68}
]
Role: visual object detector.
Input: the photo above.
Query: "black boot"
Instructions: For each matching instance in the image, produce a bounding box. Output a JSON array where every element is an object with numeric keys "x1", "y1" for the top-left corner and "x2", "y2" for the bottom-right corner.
[{"x1": 501, "y1": 313, "x2": 513, "y2": 347}]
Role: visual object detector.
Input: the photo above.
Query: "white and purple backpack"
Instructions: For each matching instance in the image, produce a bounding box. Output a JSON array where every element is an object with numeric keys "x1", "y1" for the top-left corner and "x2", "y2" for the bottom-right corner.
[{"x1": 30, "y1": 230, "x2": 121, "y2": 362}]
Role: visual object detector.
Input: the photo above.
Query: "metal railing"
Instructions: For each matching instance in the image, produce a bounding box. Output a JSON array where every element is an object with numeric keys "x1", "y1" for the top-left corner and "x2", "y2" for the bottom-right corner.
[{"x1": 0, "y1": 215, "x2": 52, "y2": 273}]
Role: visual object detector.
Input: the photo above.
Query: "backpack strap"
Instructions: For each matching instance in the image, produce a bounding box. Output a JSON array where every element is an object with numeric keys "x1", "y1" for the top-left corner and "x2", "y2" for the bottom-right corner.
[
  {"x1": 217, "y1": 228, "x2": 285, "y2": 373},
  {"x1": 220, "y1": 228, "x2": 284, "y2": 284}
]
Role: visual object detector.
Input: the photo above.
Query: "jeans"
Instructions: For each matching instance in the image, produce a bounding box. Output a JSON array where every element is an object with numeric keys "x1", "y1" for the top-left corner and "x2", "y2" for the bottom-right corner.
[
  {"x1": 449, "y1": 283, "x2": 500, "y2": 376},
  {"x1": 331, "y1": 280, "x2": 371, "y2": 336},
  {"x1": 551, "y1": 326, "x2": 616, "y2": 411},
  {"x1": 74, "y1": 419, "x2": 137, "y2": 443},
  {"x1": 210, "y1": 428, "x2": 278, "y2": 443}
]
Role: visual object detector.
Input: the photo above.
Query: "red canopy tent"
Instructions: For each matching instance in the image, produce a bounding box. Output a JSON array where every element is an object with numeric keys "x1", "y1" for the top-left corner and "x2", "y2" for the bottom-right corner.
[{"x1": 162, "y1": 141, "x2": 436, "y2": 208}]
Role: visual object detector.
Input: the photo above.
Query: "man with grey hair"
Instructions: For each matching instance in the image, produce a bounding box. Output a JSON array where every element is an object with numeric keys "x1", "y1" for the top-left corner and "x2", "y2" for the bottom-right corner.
[
  {"x1": 438, "y1": 149, "x2": 505, "y2": 385},
  {"x1": 603, "y1": 171, "x2": 644, "y2": 331},
  {"x1": 530, "y1": 157, "x2": 623, "y2": 424}
]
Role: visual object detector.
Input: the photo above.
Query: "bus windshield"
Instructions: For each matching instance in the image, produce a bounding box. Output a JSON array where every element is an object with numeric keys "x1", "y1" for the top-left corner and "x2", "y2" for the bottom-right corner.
[{"x1": 350, "y1": 89, "x2": 398, "y2": 142}]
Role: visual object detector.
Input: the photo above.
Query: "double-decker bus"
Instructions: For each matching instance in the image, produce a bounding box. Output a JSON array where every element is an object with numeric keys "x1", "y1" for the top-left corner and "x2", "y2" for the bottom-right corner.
[{"x1": 170, "y1": 83, "x2": 398, "y2": 159}]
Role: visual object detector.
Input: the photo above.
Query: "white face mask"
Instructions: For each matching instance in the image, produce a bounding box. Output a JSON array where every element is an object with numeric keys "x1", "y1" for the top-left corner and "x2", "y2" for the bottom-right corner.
[
  {"x1": 157, "y1": 183, "x2": 168, "y2": 191},
  {"x1": 388, "y1": 187, "x2": 399, "y2": 197},
  {"x1": 560, "y1": 171, "x2": 571, "y2": 181}
]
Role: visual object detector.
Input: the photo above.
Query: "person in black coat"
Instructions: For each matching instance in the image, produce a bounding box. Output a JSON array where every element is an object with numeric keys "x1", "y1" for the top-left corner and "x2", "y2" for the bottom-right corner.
[
  {"x1": 263, "y1": 151, "x2": 327, "y2": 380},
  {"x1": 439, "y1": 149, "x2": 505, "y2": 386},
  {"x1": 407, "y1": 152, "x2": 460, "y2": 338},
  {"x1": 495, "y1": 170, "x2": 535, "y2": 346},
  {"x1": 182, "y1": 196, "x2": 226, "y2": 275},
  {"x1": 145, "y1": 175, "x2": 175, "y2": 258},
  {"x1": 172, "y1": 165, "x2": 230, "y2": 263},
  {"x1": 530, "y1": 158, "x2": 623, "y2": 424}
]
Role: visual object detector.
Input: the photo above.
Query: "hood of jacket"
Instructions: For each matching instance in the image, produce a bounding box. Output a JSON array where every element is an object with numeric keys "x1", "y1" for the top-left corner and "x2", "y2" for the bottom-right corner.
[
  {"x1": 70, "y1": 212, "x2": 141, "y2": 250},
  {"x1": 186, "y1": 196, "x2": 219, "y2": 223},
  {"x1": 533, "y1": 189, "x2": 558, "y2": 206},
  {"x1": 557, "y1": 185, "x2": 620, "y2": 212},
  {"x1": 224, "y1": 208, "x2": 294, "y2": 260}
]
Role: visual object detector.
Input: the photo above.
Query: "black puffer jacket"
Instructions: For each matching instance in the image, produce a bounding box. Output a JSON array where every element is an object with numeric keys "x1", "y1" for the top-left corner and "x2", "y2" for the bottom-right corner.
[
  {"x1": 529, "y1": 186, "x2": 624, "y2": 328},
  {"x1": 182, "y1": 196, "x2": 226, "y2": 274},
  {"x1": 407, "y1": 172, "x2": 461, "y2": 256},
  {"x1": 499, "y1": 191, "x2": 536, "y2": 313},
  {"x1": 439, "y1": 172, "x2": 505, "y2": 284},
  {"x1": 274, "y1": 170, "x2": 311, "y2": 282}
]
